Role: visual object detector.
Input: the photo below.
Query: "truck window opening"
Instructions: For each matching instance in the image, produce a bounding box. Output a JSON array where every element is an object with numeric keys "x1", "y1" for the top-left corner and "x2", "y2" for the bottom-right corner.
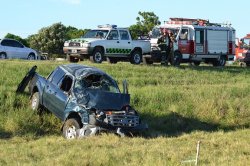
[
  {"x1": 75, "y1": 74, "x2": 120, "y2": 93},
  {"x1": 60, "y1": 76, "x2": 73, "y2": 92}
]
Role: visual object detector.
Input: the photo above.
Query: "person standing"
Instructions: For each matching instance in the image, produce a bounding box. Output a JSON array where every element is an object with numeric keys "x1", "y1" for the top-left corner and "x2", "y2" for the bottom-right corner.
[
  {"x1": 157, "y1": 29, "x2": 170, "y2": 65},
  {"x1": 168, "y1": 30, "x2": 177, "y2": 65}
]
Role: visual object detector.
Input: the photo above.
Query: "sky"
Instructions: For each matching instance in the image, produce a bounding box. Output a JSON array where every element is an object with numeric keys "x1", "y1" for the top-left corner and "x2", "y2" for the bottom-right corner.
[{"x1": 1, "y1": 0, "x2": 249, "y2": 39}]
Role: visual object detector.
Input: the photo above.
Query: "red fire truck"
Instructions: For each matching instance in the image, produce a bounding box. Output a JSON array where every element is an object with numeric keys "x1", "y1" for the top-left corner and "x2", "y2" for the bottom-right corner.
[
  {"x1": 145, "y1": 18, "x2": 235, "y2": 66},
  {"x1": 235, "y1": 34, "x2": 250, "y2": 66}
]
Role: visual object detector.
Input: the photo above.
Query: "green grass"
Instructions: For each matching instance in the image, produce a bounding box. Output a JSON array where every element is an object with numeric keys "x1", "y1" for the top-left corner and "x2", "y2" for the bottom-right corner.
[{"x1": 0, "y1": 60, "x2": 249, "y2": 165}]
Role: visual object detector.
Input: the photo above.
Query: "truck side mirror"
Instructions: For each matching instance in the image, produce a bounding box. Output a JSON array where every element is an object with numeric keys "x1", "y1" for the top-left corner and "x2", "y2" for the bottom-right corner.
[{"x1": 122, "y1": 80, "x2": 128, "y2": 94}]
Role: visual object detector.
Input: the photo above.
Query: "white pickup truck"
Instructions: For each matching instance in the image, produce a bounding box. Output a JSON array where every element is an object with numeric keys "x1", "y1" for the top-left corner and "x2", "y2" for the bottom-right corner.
[{"x1": 63, "y1": 25, "x2": 151, "y2": 64}]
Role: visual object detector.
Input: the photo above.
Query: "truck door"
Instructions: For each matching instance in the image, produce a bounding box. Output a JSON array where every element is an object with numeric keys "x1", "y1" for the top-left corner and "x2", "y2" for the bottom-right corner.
[
  {"x1": 54, "y1": 75, "x2": 73, "y2": 119},
  {"x1": 43, "y1": 67, "x2": 66, "y2": 120},
  {"x1": 106, "y1": 30, "x2": 121, "y2": 56},
  {"x1": 195, "y1": 29, "x2": 206, "y2": 54},
  {"x1": 178, "y1": 28, "x2": 193, "y2": 55},
  {"x1": 118, "y1": 30, "x2": 132, "y2": 55}
]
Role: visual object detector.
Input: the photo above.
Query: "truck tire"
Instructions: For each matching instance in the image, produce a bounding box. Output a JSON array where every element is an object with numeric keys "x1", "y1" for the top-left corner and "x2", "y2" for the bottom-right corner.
[
  {"x1": 130, "y1": 50, "x2": 142, "y2": 65},
  {"x1": 63, "y1": 118, "x2": 80, "y2": 139},
  {"x1": 30, "y1": 92, "x2": 41, "y2": 111},
  {"x1": 0, "y1": 52, "x2": 7, "y2": 59},
  {"x1": 170, "y1": 51, "x2": 182, "y2": 66},
  {"x1": 16, "y1": 65, "x2": 37, "y2": 93},
  {"x1": 107, "y1": 57, "x2": 117, "y2": 64},
  {"x1": 90, "y1": 48, "x2": 103, "y2": 63},
  {"x1": 67, "y1": 55, "x2": 79, "y2": 63},
  {"x1": 213, "y1": 55, "x2": 226, "y2": 66}
]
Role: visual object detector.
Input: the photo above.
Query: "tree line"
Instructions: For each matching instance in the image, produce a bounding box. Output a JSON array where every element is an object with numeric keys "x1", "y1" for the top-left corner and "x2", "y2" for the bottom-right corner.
[{"x1": 4, "y1": 12, "x2": 160, "y2": 56}]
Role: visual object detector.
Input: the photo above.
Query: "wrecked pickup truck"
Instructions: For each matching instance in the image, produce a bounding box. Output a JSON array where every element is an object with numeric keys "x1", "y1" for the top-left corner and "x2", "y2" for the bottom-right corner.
[{"x1": 18, "y1": 64, "x2": 147, "y2": 139}]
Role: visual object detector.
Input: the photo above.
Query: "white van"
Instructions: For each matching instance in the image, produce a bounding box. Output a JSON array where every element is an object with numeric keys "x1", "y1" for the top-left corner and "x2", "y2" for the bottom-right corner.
[{"x1": 0, "y1": 38, "x2": 38, "y2": 60}]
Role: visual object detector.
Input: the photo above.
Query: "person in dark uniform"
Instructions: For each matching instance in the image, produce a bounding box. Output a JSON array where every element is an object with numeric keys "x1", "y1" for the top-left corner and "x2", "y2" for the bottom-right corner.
[
  {"x1": 157, "y1": 29, "x2": 171, "y2": 65},
  {"x1": 168, "y1": 30, "x2": 177, "y2": 65}
]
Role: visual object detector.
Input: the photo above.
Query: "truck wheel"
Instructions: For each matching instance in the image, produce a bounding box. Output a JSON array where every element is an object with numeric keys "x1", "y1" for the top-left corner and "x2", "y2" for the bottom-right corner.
[
  {"x1": 30, "y1": 92, "x2": 41, "y2": 111},
  {"x1": 0, "y1": 52, "x2": 7, "y2": 59},
  {"x1": 63, "y1": 118, "x2": 80, "y2": 139},
  {"x1": 142, "y1": 57, "x2": 153, "y2": 65},
  {"x1": 213, "y1": 55, "x2": 226, "y2": 66},
  {"x1": 27, "y1": 53, "x2": 36, "y2": 60},
  {"x1": 246, "y1": 62, "x2": 250, "y2": 67},
  {"x1": 90, "y1": 48, "x2": 103, "y2": 63},
  {"x1": 171, "y1": 51, "x2": 182, "y2": 66},
  {"x1": 107, "y1": 57, "x2": 117, "y2": 64},
  {"x1": 130, "y1": 50, "x2": 142, "y2": 65}
]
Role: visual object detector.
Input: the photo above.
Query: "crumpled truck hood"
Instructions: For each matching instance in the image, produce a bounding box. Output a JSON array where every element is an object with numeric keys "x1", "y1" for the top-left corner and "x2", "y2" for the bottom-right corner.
[{"x1": 74, "y1": 89, "x2": 130, "y2": 110}]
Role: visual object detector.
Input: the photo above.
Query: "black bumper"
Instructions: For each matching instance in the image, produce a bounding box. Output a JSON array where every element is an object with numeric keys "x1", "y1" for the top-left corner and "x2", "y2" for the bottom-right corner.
[{"x1": 98, "y1": 122, "x2": 148, "y2": 133}]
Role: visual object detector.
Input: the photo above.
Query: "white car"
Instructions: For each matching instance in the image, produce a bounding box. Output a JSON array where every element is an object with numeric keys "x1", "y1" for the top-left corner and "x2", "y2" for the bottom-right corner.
[{"x1": 0, "y1": 38, "x2": 38, "y2": 60}]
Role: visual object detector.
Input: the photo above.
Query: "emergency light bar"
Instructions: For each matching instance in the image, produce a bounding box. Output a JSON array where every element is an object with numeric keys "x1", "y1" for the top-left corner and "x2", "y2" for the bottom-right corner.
[
  {"x1": 165, "y1": 18, "x2": 229, "y2": 27},
  {"x1": 166, "y1": 18, "x2": 207, "y2": 26},
  {"x1": 97, "y1": 24, "x2": 117, "y2": 28}
]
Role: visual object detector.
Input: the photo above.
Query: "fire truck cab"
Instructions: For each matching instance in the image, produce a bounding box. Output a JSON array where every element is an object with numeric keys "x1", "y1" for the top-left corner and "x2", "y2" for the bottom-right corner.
[
  {"x1": 235, "y1": 34, "x2": 250, "y2": 66},
  {"x1": 146, "y1": 18, "x2": 235, "y2": 66}
]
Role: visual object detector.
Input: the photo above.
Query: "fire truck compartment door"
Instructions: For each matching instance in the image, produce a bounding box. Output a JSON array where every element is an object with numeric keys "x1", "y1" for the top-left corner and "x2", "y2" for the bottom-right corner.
[
  {"x1": 207, "y1": 30, "x2": 228, "y2": 54},
  {"x1": 195, "y1": 30, "x2": 205, "y2": 54}
]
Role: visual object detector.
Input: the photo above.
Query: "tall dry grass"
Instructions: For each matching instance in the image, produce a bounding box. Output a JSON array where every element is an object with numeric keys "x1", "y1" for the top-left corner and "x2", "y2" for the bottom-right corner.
[{"x1": 0, "y1": 60, "x2": 249, "y2": 165}]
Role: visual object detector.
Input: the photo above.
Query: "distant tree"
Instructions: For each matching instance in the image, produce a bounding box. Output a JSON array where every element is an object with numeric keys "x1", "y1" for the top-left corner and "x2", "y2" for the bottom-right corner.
[
  {"x1": 4, "y1": 33, "x2": 29, "y2": 47},
  {"x1": 65, "y1": 26, "x2": 89, "y2": 40},
  {"x1": 28, "y1": 22, "x2": 66, "y2": 54},
  {"x1": 129, "y1": 24, "x2": 147, "y2": 40},
  {"x1": 129, "y1": 11, "x2": 161, "y2": 39}
]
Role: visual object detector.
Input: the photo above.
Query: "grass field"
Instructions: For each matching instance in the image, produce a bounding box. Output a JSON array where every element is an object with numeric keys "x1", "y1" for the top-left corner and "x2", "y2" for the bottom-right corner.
[{"x1": 0, "y1": 60, "x2": 249, "y2": 165}]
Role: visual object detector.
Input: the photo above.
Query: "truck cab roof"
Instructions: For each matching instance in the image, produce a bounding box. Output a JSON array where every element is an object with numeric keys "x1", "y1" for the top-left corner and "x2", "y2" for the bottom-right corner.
[{"x1": 60, "y1": 64, "x2": 111, "y2": 79}]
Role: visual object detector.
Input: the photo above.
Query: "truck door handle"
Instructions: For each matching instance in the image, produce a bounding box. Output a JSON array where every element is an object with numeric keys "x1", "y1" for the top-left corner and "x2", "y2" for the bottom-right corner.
[{"x1": 117, "y1": 41, "x2": 120, "y2": 43}]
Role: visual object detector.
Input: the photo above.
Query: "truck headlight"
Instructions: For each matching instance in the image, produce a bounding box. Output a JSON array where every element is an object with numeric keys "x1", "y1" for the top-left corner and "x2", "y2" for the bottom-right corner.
[
  {"x1": 64, "y1": 42, "x2": 69, "y2": 47},
  {"x1": 81, "y1": 43, "x2": 91, "y2": 47}
]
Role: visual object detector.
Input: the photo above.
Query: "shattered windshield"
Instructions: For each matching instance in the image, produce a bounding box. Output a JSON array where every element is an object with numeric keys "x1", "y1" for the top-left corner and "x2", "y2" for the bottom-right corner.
[
  {"x1": 74, "y1": 74, "x2": 120, "y2": 93},
  {"x1": 82, "y1": 30, "x2": 109, "y2": 39}
]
